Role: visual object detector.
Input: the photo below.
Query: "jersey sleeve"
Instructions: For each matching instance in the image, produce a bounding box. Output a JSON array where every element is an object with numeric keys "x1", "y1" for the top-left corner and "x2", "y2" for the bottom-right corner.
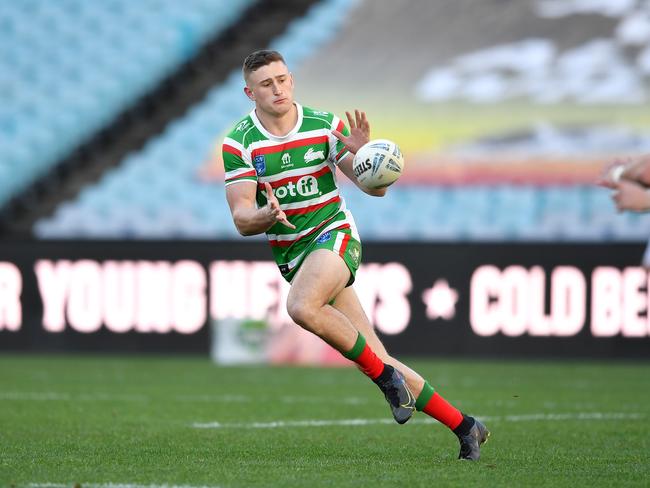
[
  {"x1": 328, "y1": 116, "x2": 351, "y2": 166},
  {"x1": 222, "y1": 136, "x2": 257, "y2": 186}
]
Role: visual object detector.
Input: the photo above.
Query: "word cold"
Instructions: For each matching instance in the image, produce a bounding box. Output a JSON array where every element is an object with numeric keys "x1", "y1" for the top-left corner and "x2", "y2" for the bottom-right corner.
[{"x1": 470, "y1": 265, "x2": 586, "y2": 337}]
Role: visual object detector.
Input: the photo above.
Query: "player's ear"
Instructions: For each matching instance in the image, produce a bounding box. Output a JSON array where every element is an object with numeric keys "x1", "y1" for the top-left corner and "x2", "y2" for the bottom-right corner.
[{"x1": 244, "y1": 85, "x2": 255, "y2": 101}]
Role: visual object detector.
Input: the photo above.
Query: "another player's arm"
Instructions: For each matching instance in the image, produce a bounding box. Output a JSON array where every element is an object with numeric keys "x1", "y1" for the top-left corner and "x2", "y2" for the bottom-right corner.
[
  {"x1": 611, "y1": 180, "x2": 650, "y2": 212},
  {"x1": 332, "y1": 109, "x2": 386, "y2": 197},
  {"x1": 226, "y1": 181, "x2": 295, "y2": 236},
  {"x1": 620, "y1": 156, "x2": 650, "y2": 187},
  {"x1": 600, "y1": 155, "x2": 650, "y2": 188}
]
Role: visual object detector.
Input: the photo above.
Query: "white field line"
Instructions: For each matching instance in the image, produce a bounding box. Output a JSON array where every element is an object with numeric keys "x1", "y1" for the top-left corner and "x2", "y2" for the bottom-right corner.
[
  {"x1": 28, "y1": 484, "x2": 221, "y2": 488},
  {"x1": 191, "y1": 412, "x2": 644, "y2": 429},
  {"x1": 27, "y1": 483, "x2": 219, "y2": 488},
  {"x1": 0, "y1": 391, "x2": 369, "y2": 405},
  {"x1": 0, "y1": 392, "x2": 148, "y2": 402}
]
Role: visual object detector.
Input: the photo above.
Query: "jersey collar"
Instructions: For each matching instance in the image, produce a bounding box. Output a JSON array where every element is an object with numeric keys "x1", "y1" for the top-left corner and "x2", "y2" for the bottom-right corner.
[{"x1": 250, "y1": 102, "x2": 303, "y2": 141}]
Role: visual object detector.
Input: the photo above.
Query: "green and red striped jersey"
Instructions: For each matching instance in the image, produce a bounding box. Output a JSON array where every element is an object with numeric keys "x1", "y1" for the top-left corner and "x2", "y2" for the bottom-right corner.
[{"x1": 222, "y1": 103, "x2": 360, "y2": 278}]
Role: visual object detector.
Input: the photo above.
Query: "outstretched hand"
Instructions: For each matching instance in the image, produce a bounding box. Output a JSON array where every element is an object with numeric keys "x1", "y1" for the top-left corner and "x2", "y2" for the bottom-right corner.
[
  {"x1": 264, "y1": 182, "x2": 295, "y2": 229},
  {"x1": 596, "y1": 159, "x2": 628, "y2": 189},
  {"x1": 332, "y1": 109, "x2": 370, "y2": 154}
]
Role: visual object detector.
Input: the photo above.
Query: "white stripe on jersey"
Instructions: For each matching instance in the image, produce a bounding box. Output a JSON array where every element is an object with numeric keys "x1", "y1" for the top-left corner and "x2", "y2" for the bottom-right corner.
[
  {"x1": 258, "y1": 161, "x2": 331, "y2": 184},
  {"x1": 279, "y1": 217, "x2": 355, "y2": 271},
  {"x1": 327, "y1": 116, "x2": 341, "y2": 163},
  {"x1": 222, "y1": 137, "x2": 253, "y2": 165},
  {"x1": 341, "y1": 205, "x2": 360, "y2": 242},
  {"x1": 247, "y1": 128, "x2": 330, "y2": 153},
  {"x1": 327, "y1": 116, "x2": 351, "y2": 166},
  {"x1": 333, "y1": 232, "x2": 345, "y2": 254},
  {"x1": 279, "y1": 189, "x2": 339, "y2": 211},
  {"x1": 267, "y1": 222, "x2": 323, "y2": 242},
  {"x1": 225, "y1": 167, "x2": 256, "y2": 180},
  {"x1": 225, "y1": 179, "x2": 257, "y2": 188}
]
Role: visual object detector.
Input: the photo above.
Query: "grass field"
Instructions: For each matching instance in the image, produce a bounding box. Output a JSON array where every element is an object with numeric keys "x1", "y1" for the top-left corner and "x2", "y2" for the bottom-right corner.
[{"x1": 1, "y1": 355, "x2": 649, "y2": 487}]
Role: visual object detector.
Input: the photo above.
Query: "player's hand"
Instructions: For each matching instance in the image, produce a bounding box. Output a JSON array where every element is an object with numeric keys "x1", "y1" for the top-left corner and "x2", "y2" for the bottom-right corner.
[
  {"x1": 612, "y1": 180, "x2": 650, "y2": 212},
  {"x1": 264, "y1": 182, "x2": 296, "y2": 229},
  {"x1": 332, "y1": 109, "x2": 370, "y2": 154},
  {"x1": 596, "y1": 159, "x2": 628, "y2": 189}
]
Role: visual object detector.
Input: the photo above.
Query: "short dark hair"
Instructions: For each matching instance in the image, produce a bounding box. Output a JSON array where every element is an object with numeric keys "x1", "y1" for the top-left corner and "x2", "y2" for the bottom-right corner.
[{"x1": 243, "y1": 50, "x2": 286, "y2": 79}]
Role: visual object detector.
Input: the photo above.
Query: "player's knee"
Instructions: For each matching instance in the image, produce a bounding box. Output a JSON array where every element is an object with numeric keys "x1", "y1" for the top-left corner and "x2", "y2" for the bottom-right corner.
[{"x1": 286, "y1": 299, "x2": 317, "y2": 328}]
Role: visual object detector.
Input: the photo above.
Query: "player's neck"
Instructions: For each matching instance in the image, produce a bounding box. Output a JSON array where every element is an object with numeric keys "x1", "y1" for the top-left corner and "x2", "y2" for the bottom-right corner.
[{"x1": 255, "y1": 103, "x2": 298, "y2": 137}]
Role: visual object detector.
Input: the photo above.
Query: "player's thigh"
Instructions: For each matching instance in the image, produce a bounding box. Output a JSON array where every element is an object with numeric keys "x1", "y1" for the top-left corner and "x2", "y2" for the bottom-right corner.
[
  {"x1": 288, "y1": 249, "x2": 351, "y2": 309},
  {"x1": 332, "y1": 286, "x2": 389, "y2": 359}
]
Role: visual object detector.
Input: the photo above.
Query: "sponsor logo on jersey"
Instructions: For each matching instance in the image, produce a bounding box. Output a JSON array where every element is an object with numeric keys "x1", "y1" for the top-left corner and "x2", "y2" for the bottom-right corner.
[
  {"x1": 316, "y1": 231, "x2": 332, "y2": 244},
  {"x1": 270, "y1": 176, "x2": 319, "y2": 199},
  {"x1": 281, "y1": 153, "x2": 292, "y2": 168},
  {"x1": 312, "y1": 110, "x2": 329, "y2": 116},
  {"x1": 235, "y1": 120, "x2": 251, "y2": 132},
  {"x1": 254, "y1": 155, "x2": 266, "y2": 176},
  {"x1": 304, "y1": 147, "x2": 325, "y2": 164}
]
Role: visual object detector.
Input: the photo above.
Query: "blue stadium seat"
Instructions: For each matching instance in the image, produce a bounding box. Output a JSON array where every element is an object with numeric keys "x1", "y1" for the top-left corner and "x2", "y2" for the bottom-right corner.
[
  {"x1": 34, "y1": 0, "x2": 649, "y2": 243},
  {"x1": 36, "y1": 0, "x2": 357, "y2": 239},
  {"x1": 0, "y1": 0, "x2": 254, "y2": 207}
]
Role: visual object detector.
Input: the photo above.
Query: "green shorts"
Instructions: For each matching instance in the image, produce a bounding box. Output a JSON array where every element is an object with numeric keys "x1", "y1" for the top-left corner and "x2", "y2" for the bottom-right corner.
[{"x1": 282, "y1": 228, "x2": 362, "y2": 286}]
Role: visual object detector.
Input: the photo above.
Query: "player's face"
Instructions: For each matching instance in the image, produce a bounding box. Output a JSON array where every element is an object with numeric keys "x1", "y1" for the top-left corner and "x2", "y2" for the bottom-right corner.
[{"x1": 244, "y1": 61, "x2": 294, "y2": 117}]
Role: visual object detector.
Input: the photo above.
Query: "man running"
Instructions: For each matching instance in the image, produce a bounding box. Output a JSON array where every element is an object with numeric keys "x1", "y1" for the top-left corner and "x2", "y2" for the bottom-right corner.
[{"x1": 222, "y1": 49, "x2": 488, "y2": 460}]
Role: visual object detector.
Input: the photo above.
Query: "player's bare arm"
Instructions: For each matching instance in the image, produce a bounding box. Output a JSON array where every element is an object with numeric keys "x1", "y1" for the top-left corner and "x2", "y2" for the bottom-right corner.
[
  {"x1": 338, "y1": 155, "x2": 387, "y2": 197},
  {"x1": 612, "y1": 180, "x2": 650, "y2": 212},
  {"x1": 598, "y1": 155, "x2": 650, "y2": 188},
  {"x1": 226, "y1": 181, "x2": 295, "y2": 236}
]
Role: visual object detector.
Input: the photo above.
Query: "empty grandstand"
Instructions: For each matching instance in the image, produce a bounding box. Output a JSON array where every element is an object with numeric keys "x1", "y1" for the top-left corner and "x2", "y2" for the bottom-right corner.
[{"x1": 2, "y1": 0, "x2": 650, "y2": 241}]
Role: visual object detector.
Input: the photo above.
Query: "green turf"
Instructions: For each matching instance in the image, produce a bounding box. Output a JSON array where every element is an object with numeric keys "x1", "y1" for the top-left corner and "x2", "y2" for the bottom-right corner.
[{"x1": 1, "y1": 355, "x2": 649, "y2": 487}]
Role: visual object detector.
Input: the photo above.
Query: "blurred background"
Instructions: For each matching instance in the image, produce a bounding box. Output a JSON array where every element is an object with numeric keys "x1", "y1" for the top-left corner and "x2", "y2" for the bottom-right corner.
[{"x1": 1, "y1": 0, "x2": 650, "y2": 360}]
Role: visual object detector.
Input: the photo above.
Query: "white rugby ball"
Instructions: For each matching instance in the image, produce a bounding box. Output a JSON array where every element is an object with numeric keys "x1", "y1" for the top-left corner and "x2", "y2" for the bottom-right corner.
[{"x1": 352, "y1": 139, "x2": 404, "y2": 190}]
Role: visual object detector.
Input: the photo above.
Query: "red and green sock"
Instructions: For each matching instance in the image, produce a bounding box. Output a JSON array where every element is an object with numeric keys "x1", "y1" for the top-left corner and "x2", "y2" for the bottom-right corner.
[
  {"x1": 343, "y1": 333, "x2": 472, "y2": 435},
  {"x1": 415, "y1": 381, "x2": 472, "y2": 434},
  {"x1": 342, "y1": 332, "x2": 385, "y2": 380}
]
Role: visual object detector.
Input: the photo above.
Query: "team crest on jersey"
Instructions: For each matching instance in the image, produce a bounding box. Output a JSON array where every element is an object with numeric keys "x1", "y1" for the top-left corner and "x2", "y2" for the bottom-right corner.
[
  {"x1": 235, "y1": 120, "x2": 250, "y2": 132},
  {"x1": 348, "y1": 243, "x2": 360, "y2": 266},
  {"x1": 304, "y1": 147, "x2": 325, "y2": 164},
  {"x1": 254, "y1": 155, "x2": 266, "y2": 175},
  {"x1": 316, "y1": 232, "x2": 332, "y2": 244}
]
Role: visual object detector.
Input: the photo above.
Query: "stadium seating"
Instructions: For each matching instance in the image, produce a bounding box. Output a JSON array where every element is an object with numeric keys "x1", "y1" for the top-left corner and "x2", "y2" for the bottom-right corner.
[
  {"x1": 33, "y1": 0, "x2": 650, "y2": 242},
  {"x1": 0, "y1": 0, "x2": 253, "y2": 207},
  {"x1": 35, "y1": 0, "x2": 363, "y2": 239}
]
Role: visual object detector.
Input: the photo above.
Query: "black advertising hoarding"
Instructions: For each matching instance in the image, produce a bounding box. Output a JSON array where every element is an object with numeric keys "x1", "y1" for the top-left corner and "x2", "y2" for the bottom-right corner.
[{"x1": 0, "y1": 240, "x2": 648, "y2": 358}]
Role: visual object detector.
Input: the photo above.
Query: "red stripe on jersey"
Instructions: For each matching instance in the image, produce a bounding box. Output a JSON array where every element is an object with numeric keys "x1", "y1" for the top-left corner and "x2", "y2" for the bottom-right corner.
[
  {"x1": 223, "y1": 144, "x2": 242, "y2": 158},
  {"x1": 336, "y1": 147, "x2": 347, "y2": 161},
  {"x1": 284, "y1": 195, "x2": 340, "y2": 216},
  {"x1": 252, "y1": 136, "x2": 328, "y2": 157},
  {"x1": 225, "y1": 169, "x2": 256, "y2": 182},
  {"x1": 269, "y1": 222, "x2": 350, "y2": 248},
  {"x1": 338, "y1": 233, "x2": 351, "y2": 257},
  {"x1": 336, "y1": 120, "x2": 345, "y2": 133},
  {"x1": 258, "y1": 165, "x2": 332, "y2": 190}
]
